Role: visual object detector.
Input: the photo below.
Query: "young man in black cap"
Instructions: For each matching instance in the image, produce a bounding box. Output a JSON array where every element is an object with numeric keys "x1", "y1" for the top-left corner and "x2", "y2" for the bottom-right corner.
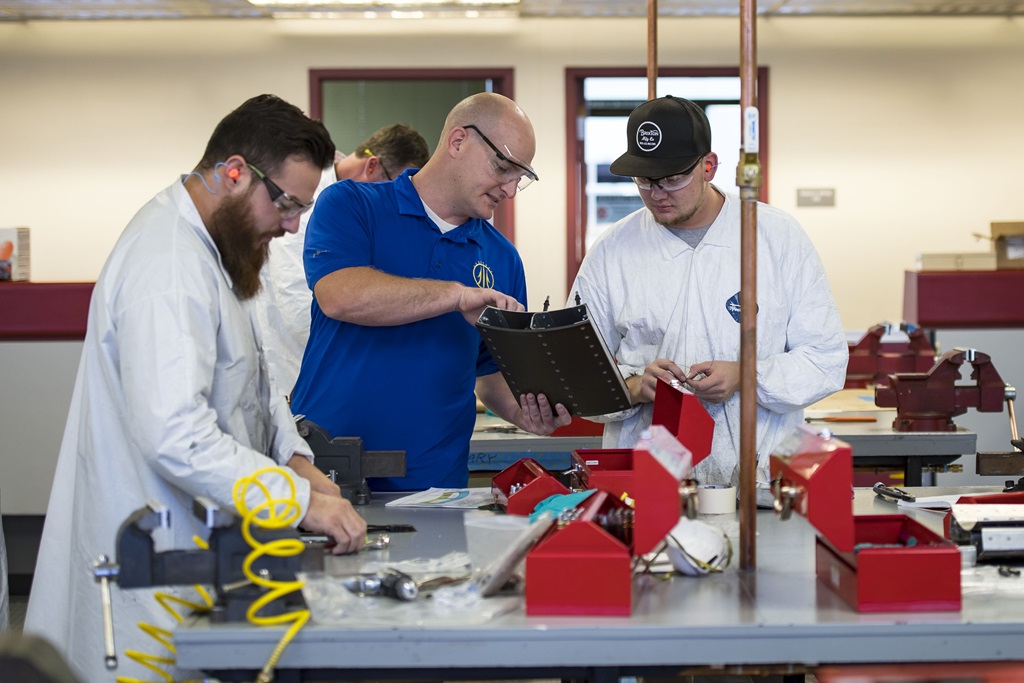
[{"x1": 570, "y1": 95, "x2": 848, "y2": 496}]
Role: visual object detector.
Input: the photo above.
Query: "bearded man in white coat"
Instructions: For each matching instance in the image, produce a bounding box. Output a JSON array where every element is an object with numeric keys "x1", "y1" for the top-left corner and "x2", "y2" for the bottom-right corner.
[
  {"x1": 571, "y1": 95, "x2": 848, "y2": 497},
  {"x1": 24, "y1": 94, "x2": 367, "y2": 683}
]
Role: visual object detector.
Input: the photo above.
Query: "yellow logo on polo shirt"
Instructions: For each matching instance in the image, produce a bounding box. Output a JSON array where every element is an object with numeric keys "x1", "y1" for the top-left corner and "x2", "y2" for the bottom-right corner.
[{"x1": 473, "y1": 262, "x2": 494, "y2": 289}]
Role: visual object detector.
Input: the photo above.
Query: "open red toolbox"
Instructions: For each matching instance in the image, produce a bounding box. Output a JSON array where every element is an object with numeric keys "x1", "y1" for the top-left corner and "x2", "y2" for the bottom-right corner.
[
  {"x1": 491, "y1": 457, "x2": 570, "y2": 516},
  {"x1": 525, "y1": 424, "x2": 693, "y2": 616},
  {"x1": 770, "y1": 424, "x2": 961, "y2": 613},
  {"x1": 570, "y1": 378, "x2": 713, "y2": 491}
]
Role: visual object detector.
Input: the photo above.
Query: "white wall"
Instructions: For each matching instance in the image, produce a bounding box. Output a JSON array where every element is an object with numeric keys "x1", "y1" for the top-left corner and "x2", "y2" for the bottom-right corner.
[
  {"x1": 1, "y1": 16, "x2": 1023, "y2": 330},
  {"x1": 0, "y1": 342, "x2": 82, "y2": 513}
]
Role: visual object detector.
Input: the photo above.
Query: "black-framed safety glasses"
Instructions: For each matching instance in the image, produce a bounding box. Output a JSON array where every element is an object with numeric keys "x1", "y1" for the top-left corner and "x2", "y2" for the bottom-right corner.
[
  {"x1": 463, "y1": 124, "x2": 539, "y2": 191},
  {"x1": 247, "y1": 164, "x2": 314, "y2": 218}
]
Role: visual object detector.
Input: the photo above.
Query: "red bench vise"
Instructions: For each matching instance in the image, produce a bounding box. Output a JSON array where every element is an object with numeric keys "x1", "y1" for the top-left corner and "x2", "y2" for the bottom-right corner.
[
  {"x1": 874, "y1": 347, "x2": 1010, "y2": 432},
  {"x1": 845, "y1": 322, "x2": 935, "y2": 389}
]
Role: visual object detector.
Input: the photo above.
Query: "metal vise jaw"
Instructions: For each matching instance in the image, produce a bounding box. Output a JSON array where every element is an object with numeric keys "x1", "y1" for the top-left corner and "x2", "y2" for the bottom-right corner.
[
  {"x1": 845, "y1": 321, "x2": 936, "y2": 389},
  {"x1": 92, "y1": 497, "x2": 310, "y2": 670},
  {"x1": 297, "y1": 419, "x2": 406, "y2": 505},
  {"x1": 874, "y1": 347, "x2": 1008, "y2": 432}
]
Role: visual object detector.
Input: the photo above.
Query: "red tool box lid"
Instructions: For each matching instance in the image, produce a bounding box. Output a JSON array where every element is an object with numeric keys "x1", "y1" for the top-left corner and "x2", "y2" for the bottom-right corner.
[
  {"x1": 769, "y1": 424, "x2": 856, "y2": 552},
  {"x1": 652, "y1": 379, "x2": 714, "y2": 466},
  {"x1": 630, "y1": 425, "x2": 694, "y2": 555}
]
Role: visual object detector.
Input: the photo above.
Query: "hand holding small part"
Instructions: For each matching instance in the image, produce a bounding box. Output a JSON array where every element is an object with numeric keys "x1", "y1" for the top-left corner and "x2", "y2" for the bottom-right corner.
[
  {"x1": 685, "y1": 360, "x2": 741, "y2": 403},
  {"x1": 628, "y1": 359, "x2": 688, "y2": 404}
]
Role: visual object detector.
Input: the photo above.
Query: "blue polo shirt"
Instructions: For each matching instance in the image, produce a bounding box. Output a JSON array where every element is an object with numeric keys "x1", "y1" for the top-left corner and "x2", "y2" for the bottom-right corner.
[{"x1": 290, "y1": 170, "x2": 528, "y2": 491}]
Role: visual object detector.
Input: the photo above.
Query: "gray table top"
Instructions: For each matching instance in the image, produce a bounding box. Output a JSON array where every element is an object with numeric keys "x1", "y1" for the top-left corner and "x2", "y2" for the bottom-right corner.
[
  {"x1": 175, "y1": 486, "x2": 1023, "y2": 674},
  {"x1": 803, "y1": 410, "x2": 976, "y2": 457},
  {"x1": 471, "y1": 410, "x2": 977, "y2": 458},
  {"x1": 471, "y1": 413, "x2": 603, "y2": 455}
]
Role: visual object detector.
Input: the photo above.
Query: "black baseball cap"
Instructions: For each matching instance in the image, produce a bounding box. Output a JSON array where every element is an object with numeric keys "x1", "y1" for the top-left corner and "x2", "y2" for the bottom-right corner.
[{"x1": 609, "y1": 95, "x2": 712, "y2": 178}]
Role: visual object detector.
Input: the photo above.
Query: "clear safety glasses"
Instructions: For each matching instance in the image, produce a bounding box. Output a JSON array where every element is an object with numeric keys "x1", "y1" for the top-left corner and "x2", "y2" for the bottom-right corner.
[
  {"x1": 247, "y1": 164, "x2": 314, "y2": 218},
  {"x1": 464, "y1": 124, "x2": 539, "y2": 192},
  {"x1": 632, "y1": 157, "x2": 706, "y2": 193}
]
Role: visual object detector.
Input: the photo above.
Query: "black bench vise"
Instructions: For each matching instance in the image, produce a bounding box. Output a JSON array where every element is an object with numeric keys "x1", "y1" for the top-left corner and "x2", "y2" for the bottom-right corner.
[
  {"x1": 93, "y1": 497, "x2": 318, "y2": 672},
  {"x1": 297, "y1": 419, "x2": 406, "y2": 506}
]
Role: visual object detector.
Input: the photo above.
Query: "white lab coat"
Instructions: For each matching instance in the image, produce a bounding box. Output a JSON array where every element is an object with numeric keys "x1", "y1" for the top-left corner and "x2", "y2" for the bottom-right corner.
[
  {"x1": 24, "y1": 180, "x2": 313, "y2": 683},
  {"x1": 571, "y1": 187, "x2": 848, "y2": 487},
  {"x1": 253, "y1": 159, "x2": 340, "y2": 397}
]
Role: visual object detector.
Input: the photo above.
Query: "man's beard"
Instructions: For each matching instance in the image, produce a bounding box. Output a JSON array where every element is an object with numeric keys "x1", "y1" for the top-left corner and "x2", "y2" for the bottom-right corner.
[{"x1": 208, "y1": 193, "x2": 272, "y2": 301}]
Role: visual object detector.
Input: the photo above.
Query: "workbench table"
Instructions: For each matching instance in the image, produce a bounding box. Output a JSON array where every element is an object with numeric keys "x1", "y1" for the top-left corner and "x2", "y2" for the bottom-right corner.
[
  {"x1": 175, "y1": 487, "x2": 1023, "y2": 682},
  {"x1": 472, "y1": 390, "x2": 977, "y2": 487}
]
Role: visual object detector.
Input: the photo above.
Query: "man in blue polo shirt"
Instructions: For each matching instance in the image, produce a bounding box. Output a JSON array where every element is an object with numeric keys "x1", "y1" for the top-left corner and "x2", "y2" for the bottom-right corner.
[{"x1": 291, "y1": 92, "x2": 571, "y2": 490}]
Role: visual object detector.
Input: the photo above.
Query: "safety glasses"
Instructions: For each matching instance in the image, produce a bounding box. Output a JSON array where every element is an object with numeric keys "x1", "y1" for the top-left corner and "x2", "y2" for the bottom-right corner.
[
  {"x1": 247, "y1": 164, "x2": 314, "y2": 218},
  {"x1": 632, "y1": 156, "x2": 706, "y2": 193},
  {"x1": 464, "y1": 124, "x2": 539, "y2": 192}
]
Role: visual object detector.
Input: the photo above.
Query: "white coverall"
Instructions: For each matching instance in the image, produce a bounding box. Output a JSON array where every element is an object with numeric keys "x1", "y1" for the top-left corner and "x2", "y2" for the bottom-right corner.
[
  {"x1": 252, "y1": 155, "x2": 342, "y2": 396},
  {"x1": 571, "y1": 187, "x2": 848, "y2": 488},
  {"x1": 24, "y1": 180, "x2": 313, "y2": 683}
]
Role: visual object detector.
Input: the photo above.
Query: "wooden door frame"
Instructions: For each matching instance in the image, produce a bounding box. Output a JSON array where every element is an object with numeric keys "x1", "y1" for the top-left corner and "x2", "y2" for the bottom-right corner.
[
  {"x1": 309, "y1": 68, "x2": 517, "y2": 241},
  {"x1": 564, "y1": 66, "x2": 770, "y2": 294}
]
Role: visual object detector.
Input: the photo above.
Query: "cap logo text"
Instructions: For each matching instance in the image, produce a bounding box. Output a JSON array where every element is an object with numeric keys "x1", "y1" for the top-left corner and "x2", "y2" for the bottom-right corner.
[{"x1": 636, "y1": 121, "x2": 662, "y2": 153}]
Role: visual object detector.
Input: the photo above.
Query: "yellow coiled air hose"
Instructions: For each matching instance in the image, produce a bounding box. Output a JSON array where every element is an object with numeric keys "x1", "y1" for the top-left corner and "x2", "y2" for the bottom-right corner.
[
  {"x1": 117, "y1": 536, "x2": 213, "y2": 683},
  {"x1": 119, "y1": 466, "x2": 309, "y2": 683},
  {"x1": 232, "y1": 466, "x2": 311, "y2": 683}
]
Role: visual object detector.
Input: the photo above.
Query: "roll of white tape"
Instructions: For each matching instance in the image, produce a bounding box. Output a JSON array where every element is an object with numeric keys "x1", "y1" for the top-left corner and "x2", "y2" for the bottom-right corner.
[{"x1": 697, "y1": 484, "x2": 737, "y2": 515}]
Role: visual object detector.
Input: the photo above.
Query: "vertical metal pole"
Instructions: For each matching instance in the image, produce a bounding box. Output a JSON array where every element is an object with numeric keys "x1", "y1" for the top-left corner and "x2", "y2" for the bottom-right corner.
[
  {"x1": 737, "y1": 0, "x2": 762, "y2": 572},
  {"x1": 647, "y1": 0, "x2": 658, "y2": 100}
]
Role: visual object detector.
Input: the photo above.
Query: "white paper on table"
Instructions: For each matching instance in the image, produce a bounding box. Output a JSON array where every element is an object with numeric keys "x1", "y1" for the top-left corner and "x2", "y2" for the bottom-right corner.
[
  {"x1": 895, "y1": 494, "x2": 963, "y2": 511},
  {"x1": 385, "y1": 487, "x2": 496, "y2": 509}
]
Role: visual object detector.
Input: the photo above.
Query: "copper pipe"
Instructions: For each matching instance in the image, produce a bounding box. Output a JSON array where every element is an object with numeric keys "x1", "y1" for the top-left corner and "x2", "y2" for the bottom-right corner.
[
  {"x1": 738, "y1": 0, "x2": 759, "y2": 572},
  {"x1": 647, "y1": 0, "x2": 658, "y2": 100},
  {"x1": 1008, "y1": 394, "x2": 1019, "y2": 442}
]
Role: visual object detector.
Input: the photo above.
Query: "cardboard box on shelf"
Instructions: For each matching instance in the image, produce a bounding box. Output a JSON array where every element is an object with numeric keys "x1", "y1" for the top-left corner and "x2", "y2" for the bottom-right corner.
[
  {"x1": 917, "y1": 251, "x2": 995, "y2": 271},
  {"x1": 991, "y1": 222, "x2": 1024, "y2": 270},
  {"x1": 0, "y1": 227, "x2": 30, "y2": 282}
]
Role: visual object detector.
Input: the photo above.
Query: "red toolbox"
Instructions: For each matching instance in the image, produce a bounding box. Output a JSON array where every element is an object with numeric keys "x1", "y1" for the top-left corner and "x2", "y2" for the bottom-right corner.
[
  {"x1": 567, "y1": 448, "x2": 634, "y2": 498},
  {"x1": 523, "y1": 489, "x2": 634, "y2": 615},
  {"x1": 770, "y1": 424, "x2": 961, "y2": 613},
  {"x1": 491, "y1": 457, "x2": 569, "y2": 516},
  {"x1": 568, "y1": 376, "x2": 713, "y2": 498},
  {"x1": 525, "y1": 425, "x2": 694, "y2": 616}
]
